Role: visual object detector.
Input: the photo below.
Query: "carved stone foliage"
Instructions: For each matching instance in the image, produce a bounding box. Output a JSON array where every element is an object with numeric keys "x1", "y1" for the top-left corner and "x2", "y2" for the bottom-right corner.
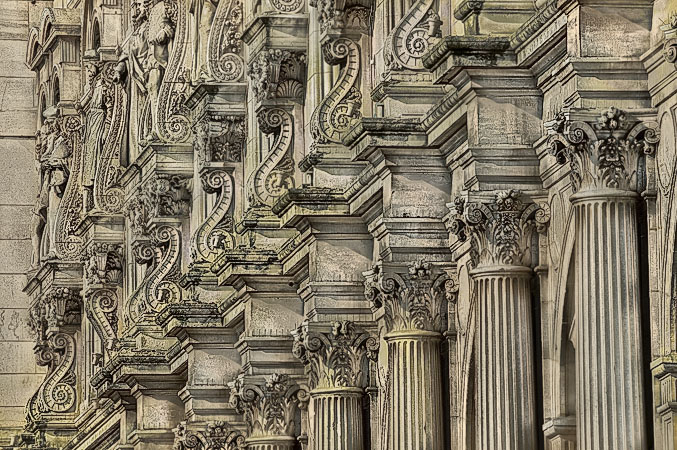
[
  {"x1": 173, "y1": 421, "x2": 246, "y2": 450},
  {"x1": 664, "y1": 13, "x2": 677, "y2": 70},
  {"x1": 448, "y1": 190, "x2": 550, "y2": 268},
  {"x1": 383, "y1": 0, "x2": 442, "y2": 71},
  {"x1": 82, "y1": 243, "x2": 123, "y2": 286},
  {"x1": 229, "y1": 373, "x2": 307, "y2": 439},
  {"x1": 292, "y1": 321, "x2": 378, "y2": 390},
  {"x1": 548, "y1": 107, "x2": 660, "y2": 193},
  {"x1": 193, "y1": 115, "x2": 245, "y2": 168},
  {"x1": 363, "y1": 261, "x2": 448, "y2": 333},
  {"x1": 78, "y1": 61, "x2": 128, "y2": 213},
  {"x1": 250, "y1": 107, "x2": 296, "y2": 207},
  {"x1": 191, "y1": 170, "x2": 235, "y2": 264},
  {"x1": 207, "y1": 0, "x2": 245, "y2": 82},
  {"x1": 43, "y1": 288, "x2": 82, "y2": 329},
  {"x1": 124, "y1": 174, "x2": 191, "y2": 236},
  {"x1": 310, "y1": 0, "x2": 372, "y2": 34},
  {"x1": 26, "y1": 332, "x2": 78, "y2": 427},
  {"x1": 247, "y1": 50, "x2": 306, "y2": 102}
]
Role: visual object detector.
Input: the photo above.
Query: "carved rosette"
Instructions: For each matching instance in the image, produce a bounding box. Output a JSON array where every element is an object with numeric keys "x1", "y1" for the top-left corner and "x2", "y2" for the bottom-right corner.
[
  {"x1": 191, "y1": 169, "x2": 235, "y2": 264},
  {"x1": 548, "y1": 107, "x2": 660, "y2": 193},
  {"x1": 207, "y1": 0, "x2": 245, "y2": 82},
  {"x1": 363, "y1": 261, "x2": 448, "y2": 334},
  {"x1": 228, "y1": 373, "x2": 307, "y2": 441},
  {"x1": 173, "y1": 421, "x2": 246, "y2": 450},
  {"x1": 270, "y1": 0, "x2": 304, "y2": 13},
  {"x1": 292, "y1": 321, "x2": 378, "y2": 390},
  {"x1": 383, "y1": 0, "x2": 442, "y2": 71},
  {"x1": 448, "y1": 190, "x2": 550, "y2": 268}
]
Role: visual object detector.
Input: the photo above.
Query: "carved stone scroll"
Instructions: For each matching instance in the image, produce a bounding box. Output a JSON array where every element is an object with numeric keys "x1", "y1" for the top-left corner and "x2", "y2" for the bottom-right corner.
[{"x1": 383, "y1": 0, "x2": 442, "y2": 71}]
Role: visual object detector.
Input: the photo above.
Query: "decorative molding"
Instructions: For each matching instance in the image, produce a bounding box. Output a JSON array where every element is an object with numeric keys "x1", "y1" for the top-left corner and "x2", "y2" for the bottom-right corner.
[
  {"x1": 270, "y1": 0, "x2": 304, "y2": 14},
  {"x1": 173, "y1": 421, "x2": 246, "y2": 450},
  {"x1": 383, "y1": 0, "x2": 442, "y2": 71},
  {"x1": 447, "y1": 190, "x2": 550, "y2": 267},
  {"x1": 207, "y1": 0, "x2": 245, "y2": 82},
  {"x1": 309, "y1": 37, "x2": 362, "y2": 145},
  {"x1": 547, "y1": 107, "x2": 660, "y2": 193},
  {"x1": 363, "y1": 261, "x2": 448, "y2": 333},
  {"x1": 247, "y1": 50, "x2": 306, "y2": 102},
  {"x1": 229, "y1": 373, "x2": 308, "y2": 439},
  {"x1": 292, "y1": 321, "x2": 378, "y2": 390},
  {"x1": 43, "y1": 287, "x2": 82, "y2": 329},
  {"x1": 191, "y1": 169, "x2": 235, "y2": 264},
  {"x1": 250, "y1": 107, "x2": 296, "y2": 207},
  {"x1": 310, "y1": 1, "x2": 372, "y2": 34}
]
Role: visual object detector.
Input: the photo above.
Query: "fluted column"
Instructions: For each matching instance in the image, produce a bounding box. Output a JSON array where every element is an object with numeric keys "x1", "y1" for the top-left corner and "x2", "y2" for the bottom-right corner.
[
  {"x1": 293, "y1": 321, "x2": 378, "y2": 450},
  {"x1": 449, "y1": 190, "x2": 550, "y2": 450},
  {"x1": 363, "y1": 261, "x2": 449, "y2": 450},
  {"x1": 548, "y1": 107, "x2": 660, "y2": 450}
]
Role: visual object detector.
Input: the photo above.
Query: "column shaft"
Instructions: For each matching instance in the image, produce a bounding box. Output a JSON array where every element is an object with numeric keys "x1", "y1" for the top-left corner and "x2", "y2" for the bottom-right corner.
[
  {"x1": 386, "y1": 331, "x2": 444, "y2": 450},
  {"x1": 474, "y1": 267, "x2": 537, "y2": 450},
  {"x1": 246, "y1": 437, "x2": 297, "y2": 450},
  {"x1": 310, "y1": 388, "x2": 363, "y2": 450},
  {"x1": 573, "y1": 191, "x2": 646, "y2": 449}
]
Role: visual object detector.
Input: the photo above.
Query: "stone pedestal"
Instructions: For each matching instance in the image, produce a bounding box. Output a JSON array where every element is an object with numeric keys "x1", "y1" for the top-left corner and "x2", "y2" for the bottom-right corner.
[
  {"x1": 572, "y1": 189, "x2": 646, "y2": 450},
  {"x1": 384, "y1": 330, "x2": 444, "y2": 450},
  {"x1": 472, "y1": 265, "x2": 537, "y2": 450},
  {"x1": 309, "y1": 388, "x2": 363, "y2": 450}
]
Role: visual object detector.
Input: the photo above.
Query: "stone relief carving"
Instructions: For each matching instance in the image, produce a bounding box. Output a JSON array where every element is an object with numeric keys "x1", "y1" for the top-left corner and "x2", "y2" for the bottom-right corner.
[
  {"x1": 82, "y1": 243, "x2": 123, "y2": 286},
  {"x1": 292, "y1": 321, "x2": 379, "y2": 390},
  {"x1": 363, "y1": 260, "x2": 448, "y2": 333},
  {"x1": 191, "y1": 170, "x2": 235, "y2": 264},
  {"x1": 247, "y1": 50, "x2": 306, "y2": 102},
  {"x1": 193, "y1": 115, "x2": 245, "y2": 168},
  {"x1": 310, "y1": 0, "x2": 372, "y2": 33},
  {"x1": 383, "y1": 0, "x2": 442, "y2": 71},
  {"x1": 173, "y1": 421, "x2": 246, "y2": 450},
  {"x1": 448, "y1": 190, "x2": 550, "y2": 268},
  {"x1": 269, "y1": 0, "x2": 304, "y2": 14},
  {"x1": 548, "y1": 107, "x2": 660, "y2": 193}
]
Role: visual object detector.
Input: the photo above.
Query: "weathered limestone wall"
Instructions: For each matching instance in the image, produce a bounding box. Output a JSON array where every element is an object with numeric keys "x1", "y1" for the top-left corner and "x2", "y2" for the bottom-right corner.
[{"x1": 0, "y1": 0, "x2": 43, "y2": 441}]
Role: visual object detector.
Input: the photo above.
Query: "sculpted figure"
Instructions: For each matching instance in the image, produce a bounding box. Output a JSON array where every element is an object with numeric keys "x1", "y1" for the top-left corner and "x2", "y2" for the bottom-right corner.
[
  {"x1": 190, "y1": 0, "x2": 219, "y2": 81},
  {"x1": 30, "y1": 109, "x2": 71, "y2": 265},
  {"x1": 76, "y1": 61, "x2": 107, "y2": 211},
  {"x1": 115, "y1": 0, "x2": 175, "y2": 143}
]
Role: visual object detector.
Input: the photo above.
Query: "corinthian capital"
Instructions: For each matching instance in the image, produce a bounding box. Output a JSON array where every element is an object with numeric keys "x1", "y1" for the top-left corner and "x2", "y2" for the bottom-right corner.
[
  {"x1": 363, "y1": 260, "x2": 448, "y2": 334},
  {"x1": 228, "y1": 373, "x2": 307, "y2": 440},
  {"x1": 547, "y1": 107, "x2": 659, "y2": 193},
  {"x1": 292, "y1": 321, "x2": 378, "y2": 390},
  {"x1": 448, "y1": 190, "x2": 550, "y2": 268}
]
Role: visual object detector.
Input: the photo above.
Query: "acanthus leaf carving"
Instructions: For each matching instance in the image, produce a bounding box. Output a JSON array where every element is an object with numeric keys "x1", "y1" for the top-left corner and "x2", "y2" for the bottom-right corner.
[
  {"x1": 173, "y1": 421, "x2": 246, "y2": 450},
  {"x1": 82, "y1": 243, "x2": 123, "y2": 287},
  {"x1": 228, "y1": 373, "x2": 306, "y2": 439},
  {"x1": 363, "y1": 260, "x2": 448, "y2": 333},
  {"x1": 547, "y1": 107, "x2": 660, "y2": 193},
  {"x1": 383, "y1": 0, "x2": 442, "y2": 72},
  {"x1": 43, "y1": 287, "x2": 82, "y2": 329},
  {"x1": 448, "y1": 190, "x2": 550, "y2": 268},
  {"x1": 193, "y1": 115, "x2": 245, "y2": 169},
  {"x1": 292, "y1": 321, "x2": 378, "y2": 390}
]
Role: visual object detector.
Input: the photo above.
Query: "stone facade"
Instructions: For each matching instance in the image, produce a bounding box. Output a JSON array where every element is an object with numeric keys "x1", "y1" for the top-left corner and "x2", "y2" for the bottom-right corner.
[{"x1": 0, "y1": 0, "x2": 676, "y2": 449}]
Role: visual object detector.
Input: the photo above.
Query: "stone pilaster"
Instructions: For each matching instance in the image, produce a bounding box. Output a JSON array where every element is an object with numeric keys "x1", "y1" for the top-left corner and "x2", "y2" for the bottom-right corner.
[
  {"x1": 450, "y1": 189, "x2": 550, "y2": 450},
  {"x1": 292, "y1": 321, "x2": 378, "y2": 450},
  {"x1": 363, "y1": 261, "x2": 447, "y2": 450},
  {"x1": 549, "y1": 107, "x2": 660, "y2": 449}
]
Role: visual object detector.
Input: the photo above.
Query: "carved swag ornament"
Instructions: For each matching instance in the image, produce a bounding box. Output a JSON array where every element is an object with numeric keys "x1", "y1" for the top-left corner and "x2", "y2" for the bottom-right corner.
[
  {"x1": 548, "y1": 107, "x2": 660, "y2": 193},
  {"x1": 292, "y1": 321, "x2": 379, "y2": 390},
  {"x1": 448, "y1": 190, "x2": 550, "y2": 268}
]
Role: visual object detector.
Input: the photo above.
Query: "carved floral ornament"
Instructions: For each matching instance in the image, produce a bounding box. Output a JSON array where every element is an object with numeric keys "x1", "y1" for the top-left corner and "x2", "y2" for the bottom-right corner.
[
  {"x1": 547, "y1": 107, "x2": 660, "y2": 193},
  {"x1": 124, "y1": 174, "x2": 191, "y2": 236},
  {"x1": 363, "y1": 260, "x2": 452, "y2": 334},
  {"x1": 173, "y1": 421, "x2": 246, "y2": 450},
  {"x1": 42, "y1": 287, "x2": 82, "y2": 329},
  {"x1": 81, "y1": 242, "x2": 123, "y2": 286},
  {"x1": 247, "y1": 49, "x2": 306, "y2": 102},
  {"x1": 192, "y1": 115, "x2": 245, "y2": 168},
  {"x1": 228, "y1": 373, "x2": 308, "y2": 439},
  {"x1": 448, "y1": 190, "x2": 550, "y2": 268},
  {"x1": 292, "y1": 321, "x2": 379, "y2": 390},
  {"x1": 309, "y1": 0, "x2": 372, "y2": 33}
]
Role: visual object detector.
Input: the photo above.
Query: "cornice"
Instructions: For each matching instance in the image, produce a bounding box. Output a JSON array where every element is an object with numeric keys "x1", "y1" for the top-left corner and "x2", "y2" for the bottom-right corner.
[{"x1": 422, "y1": 35, "x2": 512, "y2": 72}]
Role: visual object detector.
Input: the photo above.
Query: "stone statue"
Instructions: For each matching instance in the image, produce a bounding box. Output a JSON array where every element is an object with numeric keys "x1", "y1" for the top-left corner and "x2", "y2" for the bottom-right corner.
[
  {"x1": 190, "y1": 0, "x2": 219, "y2": 81},
  {"x1": 76, "y1": 60, "x2": 107, "y2": 212}
]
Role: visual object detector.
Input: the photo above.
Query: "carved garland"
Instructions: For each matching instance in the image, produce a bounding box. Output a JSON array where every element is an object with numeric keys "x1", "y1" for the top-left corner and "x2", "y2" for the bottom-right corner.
[
  {"x1": 191, "y1": 170, "x2": 235, "y2": 264},
  {"x1": 207, "y1": 0, "x2": 245, "y2": 82},
  {"x1": 310, "y1": 38, "x2": 362, "y2": 145},
  {"x1": 383, "y1": 0, "x2": 442, "y2": 71}
]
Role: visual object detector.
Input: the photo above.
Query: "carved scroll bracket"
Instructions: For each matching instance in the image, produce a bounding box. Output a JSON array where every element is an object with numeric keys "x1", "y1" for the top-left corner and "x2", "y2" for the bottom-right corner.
[{"x1": 173, "y1": 421, "x2": 246, "y2": 450}]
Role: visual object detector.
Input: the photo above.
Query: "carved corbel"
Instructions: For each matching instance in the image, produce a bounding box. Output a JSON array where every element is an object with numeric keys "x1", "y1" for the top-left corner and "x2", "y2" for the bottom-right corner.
[
  {"x1": 173, "y1": 421, "x2": 246, "y2": 450},
  {"x1": 547, "y1": 107, "x2": 660, "y2": 193},
  {"x1": 383, "y1": 0, "x2": 442, "y2": 72},
  {"x1": 292, "y1": 321, "x2": 378, "y2": 390},
  {"x1": 228, "y1": 373, "x2": 307, "y2": 442},
  {"x1": 206, "y1": 0, "x2": 245, "y2": 82},
  {"x1": 248, "y1": 49, "x2": 306, "y2": 103},
  {"x1": 363, "y1": 260, "x2": 448, "y2": 334},
  {"x1": 447, "y1": 190, "x2": 550, "y2": 268}
]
